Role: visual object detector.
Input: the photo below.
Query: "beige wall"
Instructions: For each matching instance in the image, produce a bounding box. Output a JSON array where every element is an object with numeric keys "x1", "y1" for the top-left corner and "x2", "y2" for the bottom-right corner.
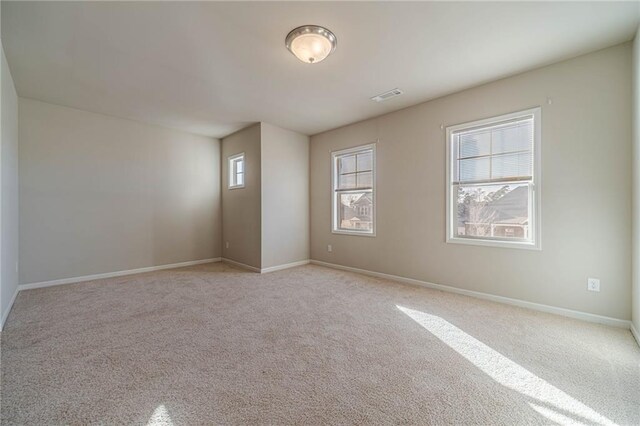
[
  {"x1": 632, "y1": 28, "x2": 640, "y2": 334},
  {"x1": 222, "y1": 124, "x2": 262, "y2": 269},
  {"x1": 1, "y1": 42, "x2": 18, "y2": 326},
  {"x1": 19, "y1": 99, "x2": 221, "y2": 284},
  {"x1": 311, "y1": 43, "x2": 632, "y2": 320},
  {"x1": 261, "y1": 122, "x2": 309, "y2": 269}
]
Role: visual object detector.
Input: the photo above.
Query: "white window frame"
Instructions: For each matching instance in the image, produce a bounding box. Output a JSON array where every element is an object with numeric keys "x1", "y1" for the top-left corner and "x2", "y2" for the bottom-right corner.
[
  {"x1": 331, "y1": 143, "x2": 376, "y2": 237},
  {"x1": 445, "y1": 107, "x2": 541, "y2": 250},
  {"x1": 228, "y1": 152, "x2": 245, "y2": 189}
]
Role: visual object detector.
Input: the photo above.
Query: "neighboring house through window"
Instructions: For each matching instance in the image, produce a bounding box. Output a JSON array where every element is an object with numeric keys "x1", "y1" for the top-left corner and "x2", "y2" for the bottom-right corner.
[
  {"x1": 228, "y1": 153, "x2": 245, "y2": 189},
  {"x1": 446, "y1": 108, "x2": 541, "y2": 249},
  {"x1": 332, "y1": 144, "x2": 376, "y2": 236}
]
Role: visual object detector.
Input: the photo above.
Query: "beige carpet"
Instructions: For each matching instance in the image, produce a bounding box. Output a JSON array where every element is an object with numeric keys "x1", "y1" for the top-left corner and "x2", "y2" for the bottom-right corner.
[{"x1": 1, "y1": 262, "x2": 639, "y2": 425}]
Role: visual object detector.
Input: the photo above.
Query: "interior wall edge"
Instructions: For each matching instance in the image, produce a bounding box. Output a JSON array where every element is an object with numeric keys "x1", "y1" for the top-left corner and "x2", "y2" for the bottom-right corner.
[
  {"x1": 0, "y1": 284, "x2": 18, "y2": 331},
  {"x1": 631, "y1": 321, "x2": 640, "y2": 346},
  {"x1": 221, "y1": 257, "x2": 261, "y2": 273},
  {"x1": 259, "y1": 121, "x2": 310, "y2": 269},
  {"x1": 17, "y1": 96, "x2": 225, "y2": 141},
  {"x1": 0, "y1": 39, "x2": 19, "y2": 331},
  {"x1": 260, "y1": 259, "x2": 310, "y2": 274},
  {"x1": 631, "y1": 24, "x2": 640, "y2": 343},
  {"x1": 221, "y1": 123, "x2": 262, "y2": 269}
]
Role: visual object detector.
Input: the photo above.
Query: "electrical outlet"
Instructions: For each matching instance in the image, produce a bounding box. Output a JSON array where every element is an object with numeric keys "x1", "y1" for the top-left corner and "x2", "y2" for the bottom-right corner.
[
  {"x1": 327, "y1": 244, "x2": 332, "y2": 252},
  {"x1": 225, "y1": 241, "x2": 229, "y2": 249},
  {"x1": 587, "y1": 278, "x2": 600, "y2": 292}
]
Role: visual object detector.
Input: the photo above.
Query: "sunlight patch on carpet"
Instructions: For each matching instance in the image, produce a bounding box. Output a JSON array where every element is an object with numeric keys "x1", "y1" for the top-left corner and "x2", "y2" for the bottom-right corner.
[
  {"x1": 146, "y1": 404, "x2": 174, "y2": 426},
  {"x1": 396, "y1": 305, "x2": 617, "y2": 426},
  {"x1": 529, "y1": 402, "x2": 590, "y2": 426}
]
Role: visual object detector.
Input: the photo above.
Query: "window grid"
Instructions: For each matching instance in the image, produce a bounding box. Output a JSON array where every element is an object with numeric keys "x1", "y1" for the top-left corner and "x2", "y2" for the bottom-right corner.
[
  {"x1": 228, "y1": 153, "x2": 245, "y2": 189},
  {"x1": 446, "y1": 108, "x2": 541, "y2": 250},
  {"x1": 453, "y1": 117, "x2": 534, "y2": 185},
  {"x1": 331, "y1": 144, "x2": 376, "y2": 236},
  {"x1": 337, "y1": 153, "x2": 373, "y2": 190}
]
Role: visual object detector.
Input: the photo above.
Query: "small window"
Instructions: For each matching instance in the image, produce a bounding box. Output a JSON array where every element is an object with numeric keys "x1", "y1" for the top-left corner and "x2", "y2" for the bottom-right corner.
[
  {"x1": 228, "y1": 153, "x2": 245, "y2": 189},
  {"x1": 446, "y1": 108, "x2": 541, "y2": 249},
  {"x1": 331, "y1": 144, "x2": 376, "y2": 236}
]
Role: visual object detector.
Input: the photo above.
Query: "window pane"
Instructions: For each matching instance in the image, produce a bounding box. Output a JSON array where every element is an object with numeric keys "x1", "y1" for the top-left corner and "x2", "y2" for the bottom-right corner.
[
  {"x1": 333, "y1": 145, "x2": 376, "y2": 235},
  {"x1": 357, "y1": 171, "x2": 372, "y2": 188},
  {"x1": 356, "y1": 151, "x2": 373, "y2": 172},
  {"x1": 455, "y1": 183, "x2": 530, "y2": 240},
  {"x1": 229, "y1": 155, "x2": 244, "y2": 188},
  {"x1": 339, "y1": 155, "x2": 356, "y2": 174},
  {"x1": 458, "y1": 131, "x2": 491, "y2": 159},
  {"x1": 338, "y1": 173, "x2": 356, "y2": 189},
  {"x1": 491, "y1": 152, "x2": 532, "y2": 180},
  {"x1": 337, "y1": 191, "x2": 374, "y2": 232},
  {"x1": 492, "y1": 120, "x2": 533, "y2": 155},
  {"x1": 458, "y1": 157, "x2": 490, "y2": 183}
]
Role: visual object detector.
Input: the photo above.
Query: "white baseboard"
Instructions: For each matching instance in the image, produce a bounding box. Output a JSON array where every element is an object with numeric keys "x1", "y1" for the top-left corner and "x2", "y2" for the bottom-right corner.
[
  {"x1": 310, "y1": 260, "x2": 632, "y2": 330},
  {"x1": 19, "y1": 258, "x2": 222, "y2": 291},
  {"x1": 222, "y1": 258, "x2": 310, "y2": 274},
  {"x1": 0, "y1": 285, "x2": 19, "y2": 331},
  {"x1": 9, "y1": 256, "x2": 636, "y2": 344},
  {"x1": 631, "y1": 322, "x2": 640, "y2": 346},
  {"x1": 261, "y1": 259, "x2": 310, "y2": 274},
  {"x1": 221, "y1": 258, "x2": 261, "y2": 272}
]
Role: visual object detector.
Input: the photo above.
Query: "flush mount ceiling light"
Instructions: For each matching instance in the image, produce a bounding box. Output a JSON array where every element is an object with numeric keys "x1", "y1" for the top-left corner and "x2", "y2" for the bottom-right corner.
[{"x1": 285, "y1": 25, "x2": 337, "y2": 64}]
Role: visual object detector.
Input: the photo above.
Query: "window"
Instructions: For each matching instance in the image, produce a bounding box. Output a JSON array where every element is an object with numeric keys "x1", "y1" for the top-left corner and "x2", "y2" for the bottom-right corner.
[
  {"x1": 332, "y1": 144, "x2": 376, "y2": 236},
  {"x1": 446, "y1": 108, "x2": 541, "y2": 249},
  {"x1": 228, "y1": 153, "x2": 245, "y2": 189}
]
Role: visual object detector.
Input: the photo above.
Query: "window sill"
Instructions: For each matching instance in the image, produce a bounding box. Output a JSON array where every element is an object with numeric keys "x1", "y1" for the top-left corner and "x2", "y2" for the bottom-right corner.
[
  {"x1": 446, "y1": 236, "x2": 540, "y2": 251},
  {"x1": 332, "y1": 229, "x2": 376, "y2": 237},
  {"x1": 228, "y1": 185, "x2": 245, "y2": 190}
]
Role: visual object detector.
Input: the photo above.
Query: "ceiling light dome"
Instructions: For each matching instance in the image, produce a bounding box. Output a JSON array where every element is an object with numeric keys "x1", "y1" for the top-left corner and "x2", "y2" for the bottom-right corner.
[{"x1": 285, "y1": 25, "x2": 337, "y2": 64}]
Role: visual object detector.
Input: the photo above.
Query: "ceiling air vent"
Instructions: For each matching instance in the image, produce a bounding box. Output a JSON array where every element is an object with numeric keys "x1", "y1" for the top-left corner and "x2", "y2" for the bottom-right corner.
[{"x1": 370, "y1": 88, "x2": 403, "y2": 102}]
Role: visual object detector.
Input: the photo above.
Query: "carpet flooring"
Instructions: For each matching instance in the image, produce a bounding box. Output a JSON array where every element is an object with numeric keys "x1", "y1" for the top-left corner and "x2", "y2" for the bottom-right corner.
[{"x1": 1, "y1": 262, "x2": 639, "y2": 425}]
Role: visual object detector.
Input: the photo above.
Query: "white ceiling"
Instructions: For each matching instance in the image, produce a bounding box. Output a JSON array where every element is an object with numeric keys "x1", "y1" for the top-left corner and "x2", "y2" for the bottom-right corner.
[{"x1": 3, "y1": 2, "x2": 639, "y2": 138}]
